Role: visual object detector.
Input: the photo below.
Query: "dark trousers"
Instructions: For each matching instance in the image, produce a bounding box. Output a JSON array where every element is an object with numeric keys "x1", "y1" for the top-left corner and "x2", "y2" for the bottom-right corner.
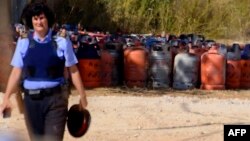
[{"x1": 23, "y1": 88, "x2": 69, "y2": 141}]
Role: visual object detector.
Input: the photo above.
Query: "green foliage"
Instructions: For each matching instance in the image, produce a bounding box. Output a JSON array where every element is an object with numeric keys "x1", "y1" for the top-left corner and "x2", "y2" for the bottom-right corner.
[{"x1": 54, "y1": 0, "x2": 250, "y2": 40}]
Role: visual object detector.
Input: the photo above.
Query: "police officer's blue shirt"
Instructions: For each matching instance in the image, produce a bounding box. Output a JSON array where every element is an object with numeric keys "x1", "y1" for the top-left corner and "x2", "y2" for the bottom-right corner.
[{"x1": 11, "y1": 29, "x2": 78, "y2": 89}]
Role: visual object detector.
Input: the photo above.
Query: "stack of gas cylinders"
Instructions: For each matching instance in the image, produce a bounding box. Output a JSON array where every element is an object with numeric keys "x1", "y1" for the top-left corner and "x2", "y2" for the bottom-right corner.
[{"x1": 67, "y1": 29, "x2": 250, "y2": 90}]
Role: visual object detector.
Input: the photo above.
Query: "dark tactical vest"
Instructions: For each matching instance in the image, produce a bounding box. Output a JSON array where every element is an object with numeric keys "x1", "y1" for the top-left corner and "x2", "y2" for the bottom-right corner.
[{"x1": 23, "y1": 35, "x2": 65, "y2": 82}]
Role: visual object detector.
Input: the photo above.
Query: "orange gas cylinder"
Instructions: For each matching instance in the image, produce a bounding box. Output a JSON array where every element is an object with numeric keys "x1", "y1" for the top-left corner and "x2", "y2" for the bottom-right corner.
[
  {"x1": 124, "y1": 46, "x2": 148, "y2": 88},
  {"x1": 200, "y1": 46, "x2": 226, "y2": 90},
  {"x1": 226, "y1": 60, "x2": 241, "y2": 89},
  {"x1": 78, "y1": 59, "x2": 101, "y2": 88},
  {"x1": 240, "y1": 60, "x2": 250, "y2": 89}
]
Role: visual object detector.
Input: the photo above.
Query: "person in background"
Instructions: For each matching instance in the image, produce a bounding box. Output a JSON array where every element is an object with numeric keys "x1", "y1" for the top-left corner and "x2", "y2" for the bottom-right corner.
[
  {"x1": 58, "y1": 24, "x2": 69, "y2": 39},
  {"x1": 77, "y1": 23, "x2": 86, "y2": 35},
  {"x1": 52, "y1": 23, "x2": 60, "y2": 36},
  {"x1": 12, "y1": 24, "x2": 21, "y2": 45},
  {"x1": 0, "y1": 2, "x2": 88, "y2": 141},
  {"x1": 70, "y1": 32, "x2": 80, "y2": 53},
  {"x1": 158, "y1": 31, "x2": 167, "y2": 44}
]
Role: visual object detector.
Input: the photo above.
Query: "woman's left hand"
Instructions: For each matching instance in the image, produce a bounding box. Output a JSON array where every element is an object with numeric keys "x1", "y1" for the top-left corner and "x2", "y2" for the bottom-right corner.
[{"x1": 79, "y1": 94, "x2": 88, "y2": 110}]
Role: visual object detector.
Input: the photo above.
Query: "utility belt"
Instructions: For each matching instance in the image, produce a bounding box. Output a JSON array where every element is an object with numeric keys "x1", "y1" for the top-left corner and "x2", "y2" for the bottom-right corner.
[{"x1": 24, "y1": 85, "x2": 62, "y2": 100}]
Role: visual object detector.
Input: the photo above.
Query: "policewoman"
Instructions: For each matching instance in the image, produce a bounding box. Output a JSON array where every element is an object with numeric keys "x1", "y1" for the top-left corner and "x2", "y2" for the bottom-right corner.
[{"x1": 0, "y1": 2, "x2": 87, "y2": 141}]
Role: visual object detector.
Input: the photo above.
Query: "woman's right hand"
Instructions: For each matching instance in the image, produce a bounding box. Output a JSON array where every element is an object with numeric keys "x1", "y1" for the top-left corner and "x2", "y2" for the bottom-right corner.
[
  {"x1": 0, "y1": 97, "x2": 12, "y2": 118},
  {"x1": 0, "y1": 67, "x2": 23, "y2": 117}
]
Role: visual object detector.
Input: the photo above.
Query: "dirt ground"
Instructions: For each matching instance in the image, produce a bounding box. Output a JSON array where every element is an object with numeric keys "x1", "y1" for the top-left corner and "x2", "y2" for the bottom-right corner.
[{"x1": 1, "y1": 87, "x2": 250, "y2": 141}]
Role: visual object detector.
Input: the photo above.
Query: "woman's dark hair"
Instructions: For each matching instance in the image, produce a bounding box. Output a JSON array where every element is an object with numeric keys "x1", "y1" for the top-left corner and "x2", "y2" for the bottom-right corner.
[{"x1": 21, "y1": 2, "x2": 55, "y2": 29}]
